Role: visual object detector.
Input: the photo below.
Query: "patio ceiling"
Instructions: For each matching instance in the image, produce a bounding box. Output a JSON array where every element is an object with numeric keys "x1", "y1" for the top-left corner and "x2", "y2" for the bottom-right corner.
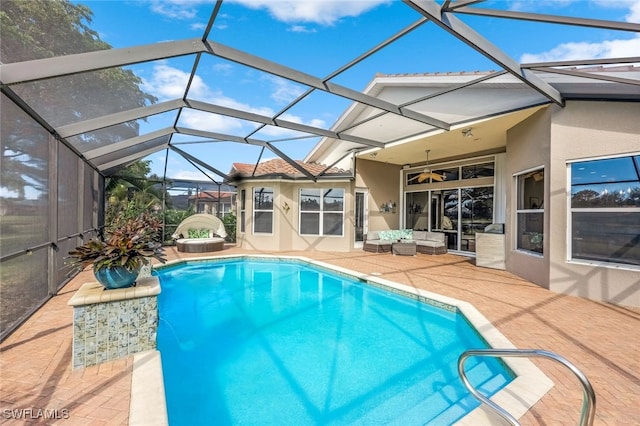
[{"x1": 1, "y1": 0, "x2": 639, "y2": 184}]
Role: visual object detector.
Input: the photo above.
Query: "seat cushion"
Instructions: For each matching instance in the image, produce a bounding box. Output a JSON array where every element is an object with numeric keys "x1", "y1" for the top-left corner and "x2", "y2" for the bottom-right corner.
[
  {"x1": 176, "y1": 237, "x2": 225, "y2": 245},
  {"x1": 425, "y1": 232, "x2": 445, "y2": 243},
  {"x1": 366, "y1": 240, "x2": 392, "y2": 246},
  {"x1": 413, "y1": 231, "x2": 428, "y2": 240},
  {"x1": 367, "y1": 231, "x2": 379, "y2": 241},
  {"x1": 416, "y1": 240, "x2": 445, "y2": 248}
]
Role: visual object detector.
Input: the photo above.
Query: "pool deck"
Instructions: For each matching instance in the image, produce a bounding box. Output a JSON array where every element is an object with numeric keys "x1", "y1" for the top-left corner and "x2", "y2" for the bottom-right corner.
[{"x1": 1, "y1": 246, "x2": 639, "y2": 425}]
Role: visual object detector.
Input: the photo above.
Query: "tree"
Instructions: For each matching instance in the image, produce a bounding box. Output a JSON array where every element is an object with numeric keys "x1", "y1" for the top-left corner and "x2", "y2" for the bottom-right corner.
[
  {"x1": 1, "y1": 0, "x2": 157, "y2": 200},
  {"x1": 104, "y1": 160, "x2": 169, "y2": 232}
]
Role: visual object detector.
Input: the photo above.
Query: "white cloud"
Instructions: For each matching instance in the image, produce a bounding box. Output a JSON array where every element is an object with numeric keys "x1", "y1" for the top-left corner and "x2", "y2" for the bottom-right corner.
[
  {"x1": 267, "y1": 76, "x2": 306, "y2": 104},
  {"x1": 521, "y1": 36, "x2": 640, "y2": 63},
  {"x1": 289, "y1": 25, "x2": 317, "y2": 33},
  {"x1": 142, "y1": 64, "x2": 211, "y2": 100},
  {"x1": 509, "y1": 0, "x2": 574, "y2": 12},
  {"x1": 228, "y1": 0, "x2": 389, "y2": 26},
  {"x1": 280, "y1": 112, "x2": 326, "y2": 129},
  {"x1": 171, "y1": 170, "x2": 213, "y2": 180},
  {"x1": 179, "y1": 109, "x2": 247, "y2": 134},
  {"x1": 142, "y1": 65, "x2": 327, "y2": 138},
  {"x1": 592, "y1": 0, "x2": 640, "y2": 22},
  {"x1": 625, "y1": 0, "x2": 640, "y2": 22},
  {"x1": 149, "y1": 0, "x2": 213, "y2": 19},
  {"x1": 0, "y1": 187, "x2": 19, "y2": 198},
  {"x1": 520, "y1": 0, "x2": 640, "y2": 63},
  {"x1": 259, "y1": 112, "x2": 326, "y2": 138},
  {"x1": 213, "y1": 63, "x2": 234, "y2": 76}
]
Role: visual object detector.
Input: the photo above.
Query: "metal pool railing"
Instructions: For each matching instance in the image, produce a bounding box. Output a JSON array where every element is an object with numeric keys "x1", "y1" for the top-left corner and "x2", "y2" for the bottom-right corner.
[{"x1": 458, "y1": 348, "x2": 596, "y2": 426}]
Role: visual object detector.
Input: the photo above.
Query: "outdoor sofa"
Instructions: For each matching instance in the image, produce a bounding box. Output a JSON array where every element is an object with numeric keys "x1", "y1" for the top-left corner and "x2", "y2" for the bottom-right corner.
[
  {"x1": 172, "y1": 214, "x2": 227, "y2": 253},
  {"x1": 363, "y1": 229, "x2": 447, "y2": 255},
  {"x1": 412, "y1": 231, "x2": 447, "y2": 255}
]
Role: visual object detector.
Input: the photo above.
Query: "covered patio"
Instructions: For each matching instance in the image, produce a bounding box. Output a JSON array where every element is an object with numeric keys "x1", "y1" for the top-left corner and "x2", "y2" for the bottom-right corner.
[{"x1": 1, "y1": 248, "x2": 638, "y2": 424}]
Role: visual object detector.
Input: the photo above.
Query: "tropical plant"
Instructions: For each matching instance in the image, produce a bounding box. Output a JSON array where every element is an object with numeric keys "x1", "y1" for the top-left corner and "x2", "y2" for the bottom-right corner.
[
  {"x1": 222, "y1": 213, "x2": 237, "y2": 243},
  {"x1": 163, "y1": 207, "x2": 195, "y2": 244},
  {"x1": 67, "y1": 213, "x2": 166, "y2": 272}
]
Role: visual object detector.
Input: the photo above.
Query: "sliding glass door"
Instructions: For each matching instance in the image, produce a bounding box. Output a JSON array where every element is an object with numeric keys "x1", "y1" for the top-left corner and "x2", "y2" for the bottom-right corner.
[{"x1": 405, "y1": 186, "x2": 493, "y2": 253}]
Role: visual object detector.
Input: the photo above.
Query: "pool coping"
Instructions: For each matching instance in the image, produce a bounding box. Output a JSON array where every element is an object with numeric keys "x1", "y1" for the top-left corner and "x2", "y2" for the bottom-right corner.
[{"x1": 131, "y1": 254, "x2": 553, "y2": 425}]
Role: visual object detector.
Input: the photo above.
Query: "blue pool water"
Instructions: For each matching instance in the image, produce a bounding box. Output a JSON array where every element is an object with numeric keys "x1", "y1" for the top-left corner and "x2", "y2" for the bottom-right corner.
[{"x1": 156, "y1": 259, "x2": 513, "y2": 425}]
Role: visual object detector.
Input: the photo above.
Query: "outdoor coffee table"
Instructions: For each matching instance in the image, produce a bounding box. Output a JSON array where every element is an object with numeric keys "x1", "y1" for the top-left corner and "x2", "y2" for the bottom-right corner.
[{"x1": 392, "y1": 240, "x2": 417, "y2": 256}]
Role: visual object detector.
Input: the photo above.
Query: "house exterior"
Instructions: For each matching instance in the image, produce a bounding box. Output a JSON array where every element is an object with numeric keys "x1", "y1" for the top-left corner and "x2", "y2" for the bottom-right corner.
[
  {"x1": 232, "y1": 69, "x2": 640, "y2": 308},
  {"x1": 230, "y1": 159, "x2": 354, "y2": 252},
  {"x1": 188, "y1": 190, "x2": 236, "y2": 216}
]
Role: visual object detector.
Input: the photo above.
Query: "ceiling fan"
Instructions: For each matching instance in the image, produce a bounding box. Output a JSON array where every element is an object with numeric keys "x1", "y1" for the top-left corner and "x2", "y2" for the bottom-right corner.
[{"x1": 408, "y1": 150, "x2": 446, "y2": 183}]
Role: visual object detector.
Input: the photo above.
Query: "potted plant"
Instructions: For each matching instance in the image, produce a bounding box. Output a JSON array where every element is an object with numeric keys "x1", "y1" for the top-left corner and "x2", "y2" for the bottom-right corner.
[
  {"x1": 67, "y1": 213, "x2": 166, "y2": 289},
  {"x1": 529, "y1": 232, "x2": 543, "y2": 252}
]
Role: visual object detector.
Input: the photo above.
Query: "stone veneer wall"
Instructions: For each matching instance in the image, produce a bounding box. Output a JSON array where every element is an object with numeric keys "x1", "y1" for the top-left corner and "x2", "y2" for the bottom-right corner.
[{"x1": 68, "y1": 276, "x2": 160, "y2": 369}]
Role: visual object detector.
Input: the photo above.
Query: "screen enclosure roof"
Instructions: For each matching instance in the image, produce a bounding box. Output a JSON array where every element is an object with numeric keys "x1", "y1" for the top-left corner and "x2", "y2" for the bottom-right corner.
[{"x1": 1, "y1": 0, "x2": 639, "y2": 184}]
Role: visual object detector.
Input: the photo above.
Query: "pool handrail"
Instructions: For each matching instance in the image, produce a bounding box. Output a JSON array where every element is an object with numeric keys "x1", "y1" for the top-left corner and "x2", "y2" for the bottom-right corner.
[{"x1": 458, "y1": 348, "x2": 596, "y2": 426}]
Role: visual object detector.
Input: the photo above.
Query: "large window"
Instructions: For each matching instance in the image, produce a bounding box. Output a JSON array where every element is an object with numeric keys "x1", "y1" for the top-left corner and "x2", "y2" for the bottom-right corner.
[
  {"x1": 516, "y1": 169, "x2": 544, "y2": 254},
  {"x1": 570, "y1": 155, "x2": 640, "y2": 266},
  {"x1": 253, "y1": 187, "x2": 273, "y2": 234},
  {"x1": 300, "y1": 188, "x2": 344, "y2": 236}
]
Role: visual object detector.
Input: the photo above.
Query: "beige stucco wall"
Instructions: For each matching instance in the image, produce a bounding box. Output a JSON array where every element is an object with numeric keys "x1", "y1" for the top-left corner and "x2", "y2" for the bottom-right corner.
[
  {"x1": 547, "y1": 101, "x2": 640, "y2": 307},
  {"x1": 355, "y1": 159, "x2": 402, "y2": 232},
  {"x1": 235, "y1": 180, "x2": 355, "y2": 252},
  {"x1": 506, "y1": 101, "x2": 640, "y2": 307},
  {"x1": 505, "y1": 107, "x2": 552, "y2": 288}
]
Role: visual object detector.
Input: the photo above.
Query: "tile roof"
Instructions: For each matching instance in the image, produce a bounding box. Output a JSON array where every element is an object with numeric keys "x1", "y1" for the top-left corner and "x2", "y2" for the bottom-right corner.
[{"x1": 230, "y1": 159, "x2": 349, "y2": 179}]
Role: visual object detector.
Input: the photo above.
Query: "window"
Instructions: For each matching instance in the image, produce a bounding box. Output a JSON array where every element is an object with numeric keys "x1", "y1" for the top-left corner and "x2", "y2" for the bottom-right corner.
[
  {"x1": 407, "y1": 167, "x2": 458, "y2": 185},
  {"x1": 253, "y1": 187, "x2": 273, "y2": 234},
  {"x1": 240, "y1": 189, "x2": 246, "y2": 233},
  {"x1": 300, "y1": 188, "x2": 344, "y2": 236},
  {"x1": 406, "y1": 160, "x2": 494, "y2": 186},
  {"x1": 516, "y1": 169, "x2": 544, "y2": 254},
  {"x1": 462, "y1": 162, "x2": 494, "y2": 179},
  {"x1": 569, "y1": 155, "x2": 640, "y2": 266}
]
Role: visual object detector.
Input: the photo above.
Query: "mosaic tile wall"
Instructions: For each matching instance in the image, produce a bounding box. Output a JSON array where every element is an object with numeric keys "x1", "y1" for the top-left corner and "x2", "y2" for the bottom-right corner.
[{"x1": 72, "y1": 296, "x2": 158, "y2": 369}]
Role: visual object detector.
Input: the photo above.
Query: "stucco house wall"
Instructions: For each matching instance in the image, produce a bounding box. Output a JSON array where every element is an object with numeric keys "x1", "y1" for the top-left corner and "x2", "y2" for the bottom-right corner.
[
  {"x1": 235, "y1": 180, "x2": 354, "y2": 252},
  {"x1": 506, "y1": 107, "x2": 552, "y2": 288},
  {"x1": 547, "y1": 101, "x2": 640, "y2": 307},
  {"x1": 506, "y1": 101, "x2": 640, "y2": 307},
  {"x1": 355, "y1": 159, "x2": 401, "y2": 233}
]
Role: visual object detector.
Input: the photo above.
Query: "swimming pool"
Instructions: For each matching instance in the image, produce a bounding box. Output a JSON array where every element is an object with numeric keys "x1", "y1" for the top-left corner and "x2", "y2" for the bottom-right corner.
[{"x1": 156, "y1": 257, "x2": 514, "y2": 425}]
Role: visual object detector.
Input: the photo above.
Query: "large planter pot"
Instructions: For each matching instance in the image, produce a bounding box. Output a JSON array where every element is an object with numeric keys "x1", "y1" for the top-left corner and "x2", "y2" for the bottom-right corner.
[{"x1": 93, "y1": 264, "x2": 141, "y2": 290}]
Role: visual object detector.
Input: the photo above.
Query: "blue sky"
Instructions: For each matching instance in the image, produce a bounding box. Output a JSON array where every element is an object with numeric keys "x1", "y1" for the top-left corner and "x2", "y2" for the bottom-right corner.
[{"x1": 79, "y1": 0, "x2": 640, "y2": 182}]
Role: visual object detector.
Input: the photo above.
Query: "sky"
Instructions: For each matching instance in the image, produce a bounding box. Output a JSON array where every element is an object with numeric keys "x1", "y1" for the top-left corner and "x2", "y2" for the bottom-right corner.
[{"x1": 74, "y1": 0, "x2": 640, "y2": 183}]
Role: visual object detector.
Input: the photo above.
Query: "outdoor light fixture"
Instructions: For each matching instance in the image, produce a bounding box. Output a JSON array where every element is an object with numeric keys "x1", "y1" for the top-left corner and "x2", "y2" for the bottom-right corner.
[
  {"x1": 369, "y1": 152, "x2": 378, "y2": 158},
  {"x1": 462, "y1": 128, "x2": 474, "y2": 138}
]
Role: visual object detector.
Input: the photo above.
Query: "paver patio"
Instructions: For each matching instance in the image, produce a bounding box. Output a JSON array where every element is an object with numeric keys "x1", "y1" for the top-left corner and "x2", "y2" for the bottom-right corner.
[{"x1": 1, "y1": 246, "x2": 638, "y2": 425}]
